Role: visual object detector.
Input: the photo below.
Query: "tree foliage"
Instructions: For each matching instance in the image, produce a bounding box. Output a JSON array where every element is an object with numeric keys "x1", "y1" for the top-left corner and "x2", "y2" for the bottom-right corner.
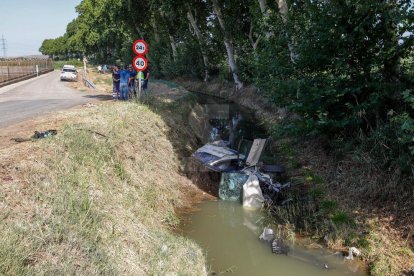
[{"x1": 40, "y1": 0, "x2": 414, "y2": 172}]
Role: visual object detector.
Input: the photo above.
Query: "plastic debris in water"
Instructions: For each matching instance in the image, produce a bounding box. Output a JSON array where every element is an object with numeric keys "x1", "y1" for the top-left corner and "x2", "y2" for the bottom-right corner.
[
  {"x1": 259, "y1": 227, "x2": 275, "y2": 242},
  {"x1": 345, "y1": 247, "x2": 361, "y2": 260},
  {"x1": 242, "y1": 174, "x2": 264, "y2": 209},
  {"x1": 271, "y1": 238, "x2": 289, "y2": 255}
]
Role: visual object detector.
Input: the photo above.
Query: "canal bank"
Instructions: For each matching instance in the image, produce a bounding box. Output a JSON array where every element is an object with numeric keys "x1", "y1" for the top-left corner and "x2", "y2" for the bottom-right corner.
[
  {"x1": 172, "y1": 78, "x2": 414, "y2": 275},
  {"x1": 57, "y1": 71, "x2": 408, "y2": 276},
  {"x1": 161, "y1": 86, "x2": 366, "y2": 275}
]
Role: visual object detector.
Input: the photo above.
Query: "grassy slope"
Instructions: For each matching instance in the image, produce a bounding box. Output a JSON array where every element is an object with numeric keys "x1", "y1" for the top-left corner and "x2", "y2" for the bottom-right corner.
[{"x1": 0, "y1": 101, "x2": 207, "y2": 274}]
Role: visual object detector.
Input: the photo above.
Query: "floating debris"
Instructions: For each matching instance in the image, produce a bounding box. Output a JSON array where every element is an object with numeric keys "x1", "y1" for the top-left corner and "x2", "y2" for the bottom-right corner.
[
  {"x1": 259, "y1": 227, "x2": 275, "y2": 242},
  {"x1": 242, "y1": 173, "x2": 264, "y2": 209},
  {"x1": 271, "y1": 238, "x2": 289, "y2": 255},
  {"x1": 345, "y1": 247, "x2": 361, "y2": 260}
]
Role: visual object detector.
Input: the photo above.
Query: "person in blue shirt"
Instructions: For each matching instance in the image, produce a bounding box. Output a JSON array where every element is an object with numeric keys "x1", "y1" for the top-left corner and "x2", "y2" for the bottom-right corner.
[
  {"x1": 128, "y1": 65, "x2": 137, "y2": 98},
  {"x1": 119, "y1": 66, "x2": 130, "y2": 100},
  {"x1": 112, "y1": 65, "x2": 120, "y2": 100}
]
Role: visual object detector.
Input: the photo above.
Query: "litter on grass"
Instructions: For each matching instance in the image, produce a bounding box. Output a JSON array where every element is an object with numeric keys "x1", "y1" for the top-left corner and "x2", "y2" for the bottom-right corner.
[
  {"x1": 33, "y1": 129, "x2": 57, "y2": 139},
  {"x1": 11, "y1": 129, "x2": 58, "y2": 143}
]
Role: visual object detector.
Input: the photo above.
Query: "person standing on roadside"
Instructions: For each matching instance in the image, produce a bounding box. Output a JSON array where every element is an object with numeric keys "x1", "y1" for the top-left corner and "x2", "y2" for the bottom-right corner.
[
  {"x1": 128, "y1": 65, "x2": 137, "y2": 98},
  {"x1": 137, "y1": 68, "x2": 151, "y2": 95},
  {"x1": 112, "y1": 65, "x2": 120, "y2": 100},
  {"x1": 119, "y1": 65, "x2": 131, "y2": 101}
]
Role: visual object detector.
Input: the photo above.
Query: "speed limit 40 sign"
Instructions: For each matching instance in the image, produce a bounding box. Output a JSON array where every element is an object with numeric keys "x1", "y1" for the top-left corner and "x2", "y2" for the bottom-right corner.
[
  {"x1": 133, "y1": 55, "x2": 148, "y2": 72},
  {"x1": 132, "y1": 39, "x2": 149, "y2": 98},
  {"x1": 133, "y1": 40, "x2": 148, "y2": 56}
]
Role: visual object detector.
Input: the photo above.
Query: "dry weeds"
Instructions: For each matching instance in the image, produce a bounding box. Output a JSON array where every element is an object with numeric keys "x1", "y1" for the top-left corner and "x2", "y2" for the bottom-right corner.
[{"x1": 0, "y1": 94, "x2": 208, "y2": 274}]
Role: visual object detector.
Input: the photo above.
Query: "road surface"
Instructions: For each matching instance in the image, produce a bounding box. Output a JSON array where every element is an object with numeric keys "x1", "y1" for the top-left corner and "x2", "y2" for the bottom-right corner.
[{"x1": 0, "y1": 71, "x2": 105, "y2": 128}]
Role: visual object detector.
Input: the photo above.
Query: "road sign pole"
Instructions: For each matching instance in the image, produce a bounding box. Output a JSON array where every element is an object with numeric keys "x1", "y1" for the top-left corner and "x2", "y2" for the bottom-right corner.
[
  {"x1": 83, "y1": 56, "x2": 88, "y2": 83},
  {"x1": 132, "y1": 39, "x2": 149, "y2": 100}
]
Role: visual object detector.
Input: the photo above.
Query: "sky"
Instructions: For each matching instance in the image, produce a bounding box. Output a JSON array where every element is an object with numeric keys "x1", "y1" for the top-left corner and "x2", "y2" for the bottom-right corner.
[{"x1": 0, "y1": 0, "x2": 81, "y2": 57}]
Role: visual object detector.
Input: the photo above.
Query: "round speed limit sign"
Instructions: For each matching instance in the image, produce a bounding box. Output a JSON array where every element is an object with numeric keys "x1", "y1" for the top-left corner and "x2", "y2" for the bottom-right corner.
[
  {"x1": 133, "y1": 39, "x2": 148, "y2": 55},
  {"x1": 132, "y1": 55, "x2": 148, "y2": 72}
]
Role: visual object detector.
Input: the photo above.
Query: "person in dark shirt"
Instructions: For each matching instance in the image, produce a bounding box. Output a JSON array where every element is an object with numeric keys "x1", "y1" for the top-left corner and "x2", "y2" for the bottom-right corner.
[
  {"x1": 128, "y1": 65, "x2": 137, "y2": 98},
  {"x1": 112, "y1": 65, "x2": 120, "y2": 100},
  {"x1": 119, "y1": 66, "x2": 131, "y2": 100}
]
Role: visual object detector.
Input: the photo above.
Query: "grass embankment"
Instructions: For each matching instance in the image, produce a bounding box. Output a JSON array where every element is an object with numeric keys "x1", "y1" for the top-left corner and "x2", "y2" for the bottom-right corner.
[
  {"x1": 177, "y1": 79, "x2": 414, "y2": 275},
  {"x1": 0, "y1": 100, "x2": 207, "y2": 274}
]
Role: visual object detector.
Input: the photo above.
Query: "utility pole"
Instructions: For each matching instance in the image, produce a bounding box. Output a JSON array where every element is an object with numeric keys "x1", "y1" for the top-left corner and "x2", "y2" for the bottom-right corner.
[{"x1": 0, "y1": 35, "x2": 7, "y2": 57}]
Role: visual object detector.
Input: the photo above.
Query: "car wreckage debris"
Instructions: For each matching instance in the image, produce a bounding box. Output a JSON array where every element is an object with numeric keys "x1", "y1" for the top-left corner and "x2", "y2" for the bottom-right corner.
[
  {"x1": 33, "y1": 129, "x2": 57, "y2": 139},
  {"x1": 11, "y1": 129, "x2": 58, "y2": 143}
]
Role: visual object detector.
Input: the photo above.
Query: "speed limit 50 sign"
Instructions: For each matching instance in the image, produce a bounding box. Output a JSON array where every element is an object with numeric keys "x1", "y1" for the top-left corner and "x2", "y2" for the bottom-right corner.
[
  {"x1": 133, "y1": 40, "x2": 148, "y2": 56},
  {"x1": 133, "y1": 55, "x2": 148, "y2": 72}
]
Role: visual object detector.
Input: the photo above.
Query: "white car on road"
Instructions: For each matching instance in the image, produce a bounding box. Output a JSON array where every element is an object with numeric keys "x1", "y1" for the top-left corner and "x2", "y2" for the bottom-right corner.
[{"x1": 60, "y1": 65, "x2": 78, "y2": 81}]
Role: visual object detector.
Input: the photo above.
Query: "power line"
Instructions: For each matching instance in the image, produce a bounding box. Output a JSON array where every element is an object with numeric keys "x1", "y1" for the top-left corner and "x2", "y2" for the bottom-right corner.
[{"x1": 1, "y1": 35, "x2": 7, "y2": 57}]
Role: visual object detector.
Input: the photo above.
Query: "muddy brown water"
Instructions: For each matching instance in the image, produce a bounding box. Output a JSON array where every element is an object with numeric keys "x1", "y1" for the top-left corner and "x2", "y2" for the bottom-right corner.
[
  {"x1": 183, "y1": 94, "x2": 367, "y2": 275},
  {"x1": 181, "y1": 201, "x2": 366, "y2": 276}
]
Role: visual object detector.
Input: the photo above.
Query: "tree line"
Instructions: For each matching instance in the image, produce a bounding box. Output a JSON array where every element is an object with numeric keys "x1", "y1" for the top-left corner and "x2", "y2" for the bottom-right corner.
[{"x1": 40, "y1": 0, "x2": 414, "y2": 173}]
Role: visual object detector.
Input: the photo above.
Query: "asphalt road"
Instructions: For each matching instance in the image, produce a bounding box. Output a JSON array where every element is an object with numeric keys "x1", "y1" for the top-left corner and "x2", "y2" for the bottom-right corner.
[{"x1": 0, "y1": 71, "x2": 103, "y2": 128}]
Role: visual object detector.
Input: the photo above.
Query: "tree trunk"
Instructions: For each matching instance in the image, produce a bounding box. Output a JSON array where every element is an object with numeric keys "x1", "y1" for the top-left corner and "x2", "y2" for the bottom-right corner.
[
  {"x1": 383, "y1": 0, "x2": 400, "y2": 81},
  {"x1": 277, "y1": 0, "x2": 288, "y2": 22},
  {"x1": 159, "y1": 12, "x2": 178, "y2": 63},
  {"x1": 133, "y1": 23, "x2": 145, "y2": 39},
  {"x1": 187, "y1": 9, "x2": 210, "y2": 82},
  {"x1": 257, "y1": 0, "x2": 274, "y2": 39},
  {"x1": 258, "y1": 0, "x2": 267, "y2": 15},
  {"x1": 224, "y1": 41, "x2": 243, "y2": 90},
  {"x1": 150, "y1": 19, "x2": 160, "y2": 43},
  {"x1": 248, "y1": 22, "x2": 261, "y2": 51},
  {"x1": 168, "y1": 34, "x2": 178, "y2": 62},
  {"x1": 276, "y1": 0, "x2": 297, "y2": 64},
  {"x1": 212, "y1": 0, "x2": 243, "y2": 90}
]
